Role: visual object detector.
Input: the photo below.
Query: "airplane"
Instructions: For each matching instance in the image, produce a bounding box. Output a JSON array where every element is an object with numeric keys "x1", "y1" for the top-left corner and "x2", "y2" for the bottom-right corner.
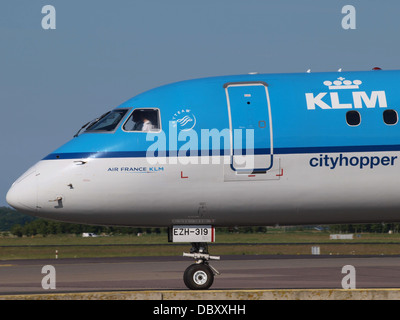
[{"x1": 6, "y1": 68, "x2": 400, "y2": 290}]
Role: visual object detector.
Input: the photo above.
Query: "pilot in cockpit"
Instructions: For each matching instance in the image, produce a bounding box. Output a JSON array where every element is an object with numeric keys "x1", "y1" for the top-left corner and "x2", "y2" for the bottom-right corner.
[{"x1": 133, "y1": 111, "x2": 154, "y2": 132}]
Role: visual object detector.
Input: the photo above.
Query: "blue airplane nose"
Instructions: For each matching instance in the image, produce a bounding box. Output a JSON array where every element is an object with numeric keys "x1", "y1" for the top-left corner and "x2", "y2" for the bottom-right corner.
[{"x1": 6, "y1": 169, "x2": 38, "y2": 214}]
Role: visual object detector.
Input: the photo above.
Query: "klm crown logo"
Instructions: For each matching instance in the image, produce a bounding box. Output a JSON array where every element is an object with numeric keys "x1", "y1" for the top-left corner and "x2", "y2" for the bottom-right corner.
[
  {"x1": 323, "y1": 77, "x2": 362, "y2": 90},
  {"x1": 305, "y1": 77, "x2": 387, "y2": 110}
]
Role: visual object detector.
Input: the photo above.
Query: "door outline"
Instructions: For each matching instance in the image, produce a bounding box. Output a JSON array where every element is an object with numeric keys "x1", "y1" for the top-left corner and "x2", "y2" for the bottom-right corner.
[{"x1": 223, "y1": 81, "x2": 274, "y2": 173}]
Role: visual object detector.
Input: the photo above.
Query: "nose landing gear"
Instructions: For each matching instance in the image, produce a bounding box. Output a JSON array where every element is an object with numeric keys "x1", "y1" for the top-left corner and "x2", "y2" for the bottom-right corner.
[{"x1": 183, "y1": 242, "x2": 220, "y2": 290}]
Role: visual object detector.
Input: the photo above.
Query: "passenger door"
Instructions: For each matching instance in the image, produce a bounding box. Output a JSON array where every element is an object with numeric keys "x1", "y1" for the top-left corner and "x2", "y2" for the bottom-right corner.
[{"x1": 224, "y1": 81, "x2": 273, "y2": 173}]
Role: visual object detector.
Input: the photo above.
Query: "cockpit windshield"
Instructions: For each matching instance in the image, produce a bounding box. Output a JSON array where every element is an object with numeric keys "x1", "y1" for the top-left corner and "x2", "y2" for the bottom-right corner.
[{"x1": 74, "y1": 109, "x2": 129, "y2": 137}]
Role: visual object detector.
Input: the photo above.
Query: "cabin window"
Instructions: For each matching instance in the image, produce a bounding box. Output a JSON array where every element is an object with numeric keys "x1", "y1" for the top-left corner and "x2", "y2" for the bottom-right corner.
[
  {"x1": 383, "y1": 109, "x2": 398, "y2": 125},
  {"x1": 123, "y1": 108, "x2": 161, "y2": 132},
  {"x1": 85, "y1": 109, "x2": 128, "y2": 132},
  {"x1": 346, "y1": 111, "x2": 361, "y2": 126}
]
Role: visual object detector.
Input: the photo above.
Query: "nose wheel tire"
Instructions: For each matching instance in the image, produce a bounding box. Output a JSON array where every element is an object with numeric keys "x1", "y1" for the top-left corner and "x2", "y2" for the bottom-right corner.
[{"x1": 183, "y1": 263, "x2": 214, "y2": 290}]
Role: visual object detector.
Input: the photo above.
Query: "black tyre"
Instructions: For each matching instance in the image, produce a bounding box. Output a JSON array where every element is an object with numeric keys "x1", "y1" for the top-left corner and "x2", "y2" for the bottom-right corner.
[{"x1": 183, "y1": 263, "x2": 214, "y2": 290}]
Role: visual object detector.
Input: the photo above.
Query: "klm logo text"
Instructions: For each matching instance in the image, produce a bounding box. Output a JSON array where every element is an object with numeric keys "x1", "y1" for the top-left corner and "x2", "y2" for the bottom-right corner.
[{"x1": 306, "y1": 91, "x2": 387, "y2": 110}]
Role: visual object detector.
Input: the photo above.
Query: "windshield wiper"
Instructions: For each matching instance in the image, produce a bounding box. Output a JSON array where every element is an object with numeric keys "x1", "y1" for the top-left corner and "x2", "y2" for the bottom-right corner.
[
  {"x1": 73, "y1": 111, "x2": 111, "y2": 138},
  {"x1": 73, "y1": 121, "x2": 91, "y2": 138}
]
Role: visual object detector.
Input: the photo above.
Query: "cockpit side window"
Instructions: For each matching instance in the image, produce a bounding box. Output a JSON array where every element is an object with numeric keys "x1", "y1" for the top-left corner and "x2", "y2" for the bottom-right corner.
[
  {"x1": 85, "y1": 109, "x2": 128, "y2": 133},
  {"x1": 123, "y1": 108, "x2": 161, "y2": 132}
]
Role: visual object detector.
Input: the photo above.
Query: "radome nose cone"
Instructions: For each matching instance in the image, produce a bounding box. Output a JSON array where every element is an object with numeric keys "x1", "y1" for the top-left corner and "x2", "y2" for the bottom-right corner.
[{"x1": 6, "y1": 170, "x2": 38, "y2": 213}]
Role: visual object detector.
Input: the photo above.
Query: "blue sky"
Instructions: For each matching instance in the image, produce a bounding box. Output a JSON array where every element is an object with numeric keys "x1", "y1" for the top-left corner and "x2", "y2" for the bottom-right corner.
[{"x1": 1, "y1": 0, "x2": 400, "y2": 206}]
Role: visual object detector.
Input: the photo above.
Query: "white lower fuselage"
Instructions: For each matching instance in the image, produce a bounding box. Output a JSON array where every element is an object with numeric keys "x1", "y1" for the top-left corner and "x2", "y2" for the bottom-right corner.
[{"x1": 8, "y1": 151, "x2": 400, "y2": 227}]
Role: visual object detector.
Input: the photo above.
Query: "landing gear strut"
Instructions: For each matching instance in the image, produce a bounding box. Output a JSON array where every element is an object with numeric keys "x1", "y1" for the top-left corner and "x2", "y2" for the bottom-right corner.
[{"x1": 183, "y1": 242, "x2": 220, "y2": 290}]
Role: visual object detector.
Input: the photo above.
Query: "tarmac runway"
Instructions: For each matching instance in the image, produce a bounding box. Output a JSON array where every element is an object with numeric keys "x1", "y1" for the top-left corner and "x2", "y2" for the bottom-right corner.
[{"x1": 1, "y1": 254, "x2": 400, "y2": 296}]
